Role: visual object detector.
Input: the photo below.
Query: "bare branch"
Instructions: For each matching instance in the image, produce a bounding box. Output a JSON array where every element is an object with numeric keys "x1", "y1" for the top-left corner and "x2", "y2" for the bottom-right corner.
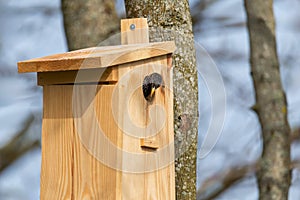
[
  {"x1": 0, "y1": 115, "x2": 39, "y2": 173},
  {"x1": 290, "y1": 128, "x2": 300, "y2": 142},
  {"x1": 197, "y1": 163, "x2": 257, "y2": 200},
  {"x1": 290, "y1": 159, "x2": 300, "y2": 170}
]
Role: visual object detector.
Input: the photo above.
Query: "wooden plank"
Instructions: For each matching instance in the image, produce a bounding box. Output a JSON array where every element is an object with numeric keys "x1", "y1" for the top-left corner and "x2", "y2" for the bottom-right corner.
[
  {"x1": 121, "y1": 18, "x2": 149, "y2": 44},
  {"x1": 140, "y1": 138, "x2": 159, "y2": 150},
  {"x1": 118, "y1": 56, "x2": 175, "y2": 199},
  {"x1": 17, "y1": 41, "x2": 175, "y2": 73},
  {"x1": 37, "y1": 67, "x2": 118, "y2": 85},
  {"x1": 40, "y1": 85, "x2": 74, "y2": 199},
  {"x1": 118, "y1": 18, "x2": 175, "y2": 200},
  {"x1": 72, "y1": 85, "x2": 119, "y2": 199},
  {"x1": 41, "y1": 85, "x2": 122, "y2": 199}
]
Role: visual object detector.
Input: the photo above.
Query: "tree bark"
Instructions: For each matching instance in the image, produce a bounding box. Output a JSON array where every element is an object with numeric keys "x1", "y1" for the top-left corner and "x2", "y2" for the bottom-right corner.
[
  {"x1": 244, "y1": 0, "x2": 291, "y2": 199},
  {"x1": 124, "y1": 1, "x2": 198, "y2": 199},
  {"x1": 61, "y1": 0, "x2": 119, "y2": 50}
]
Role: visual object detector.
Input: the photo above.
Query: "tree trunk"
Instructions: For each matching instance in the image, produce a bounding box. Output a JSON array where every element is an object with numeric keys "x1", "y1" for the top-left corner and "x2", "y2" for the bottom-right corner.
[
  {"x1": 61, "y1": 0, "x2": 119, "y2": 50},
  {"x1": 124, "y1": 1, "x2": 198, "y2": 199},
  {"x1": 244, "y1": 0, "x2": 291, "y2": 199}
]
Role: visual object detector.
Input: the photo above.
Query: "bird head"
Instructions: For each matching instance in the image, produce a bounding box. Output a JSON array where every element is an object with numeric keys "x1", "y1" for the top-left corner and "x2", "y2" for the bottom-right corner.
[{"x1": 142, "y1": 73, "x2": 163, "y2": 102}]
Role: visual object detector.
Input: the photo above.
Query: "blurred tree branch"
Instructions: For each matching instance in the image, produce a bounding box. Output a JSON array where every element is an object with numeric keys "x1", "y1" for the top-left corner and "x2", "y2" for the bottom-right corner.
[
  {"x1": 197, "y1": 163, "x2": 257, "y2": 200},
  {"x1": 192, "y1": 0, "x2": 245, "y2": 32},
  {"x1": 0, "y1": 115, "x2": 39, "y2": 173},
  {"x1": 197, "y1": 126, "x2": 300, "y2": 200},
  {"x1": 290, "y1": 127, "x2": 300, "y2": 142},
  {"x1": 291, "y1": 159, "x2": 300, "y2": 170},
  {"x1": 191, "y1": 0, "x2": 218, "y2": 24}
]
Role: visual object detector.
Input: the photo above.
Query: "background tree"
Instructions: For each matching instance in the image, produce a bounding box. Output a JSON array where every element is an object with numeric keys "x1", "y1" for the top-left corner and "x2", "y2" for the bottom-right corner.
[
  {"x1": 124, "y1": 1, "x2": 198, "y2": 199},
  {"x1": 244, "y1": 0, "x2": 291, "y2": 199},
  {"x1": 61, "y1": 0, "x2": 119, "y2": 50}
]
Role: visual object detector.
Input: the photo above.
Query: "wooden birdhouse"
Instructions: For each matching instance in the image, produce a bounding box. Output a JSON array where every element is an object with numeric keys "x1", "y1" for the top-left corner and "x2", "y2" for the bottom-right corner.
[{"x1": 18, "y1": 18, "x2": 176, "y2": 200}]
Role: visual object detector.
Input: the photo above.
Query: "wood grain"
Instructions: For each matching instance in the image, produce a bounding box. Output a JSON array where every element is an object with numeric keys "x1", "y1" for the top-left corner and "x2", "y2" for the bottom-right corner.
[
  {"x1": 121, "y1": 18, "x2": 149, "y2": 44},
  {"x1": 119, "y1": 18, "x2": 175, "y2": 200},
  {"x1": 18, "y1": 41, "x2": 175, "y2": 73},
  {"x1": 40, "y1": 85, "x2": 74, "y2": 199},
  {"x1": 118, "y1": 55, "x2": 175, "y2": 200},
  {"x1": 72, "y1": 85, "x2": 119, "y2": 199},
  {"x1": 140, "y1": 138, "x2": 159, "y2": 150},
  {"x1": 41, "y1": 85, "x2": 121, "y2": 199}
]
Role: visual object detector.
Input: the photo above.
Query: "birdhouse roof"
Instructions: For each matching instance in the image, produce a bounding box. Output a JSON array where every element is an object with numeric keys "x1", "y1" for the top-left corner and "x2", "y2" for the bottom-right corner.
[{"x1": 18, "y1": 41, "x2": 176, "y2": 73}]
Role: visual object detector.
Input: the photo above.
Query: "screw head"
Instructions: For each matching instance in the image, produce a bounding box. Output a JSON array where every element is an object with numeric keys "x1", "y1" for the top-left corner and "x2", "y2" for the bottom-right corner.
[{"x1": 130, "y1": 24, "x2": 136, "y2": 30}]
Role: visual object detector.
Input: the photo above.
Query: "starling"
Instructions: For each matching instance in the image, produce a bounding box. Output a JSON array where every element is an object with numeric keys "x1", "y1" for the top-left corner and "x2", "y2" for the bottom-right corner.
[{"x1": 142, "y1": 73, "x2": 163, "y2": 102}]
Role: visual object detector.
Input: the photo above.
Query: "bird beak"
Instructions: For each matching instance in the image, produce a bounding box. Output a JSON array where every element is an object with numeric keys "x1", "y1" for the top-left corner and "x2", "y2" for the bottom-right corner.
[{"x1": 150, "y1": 87, "x2": 156, "y2": 98}]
